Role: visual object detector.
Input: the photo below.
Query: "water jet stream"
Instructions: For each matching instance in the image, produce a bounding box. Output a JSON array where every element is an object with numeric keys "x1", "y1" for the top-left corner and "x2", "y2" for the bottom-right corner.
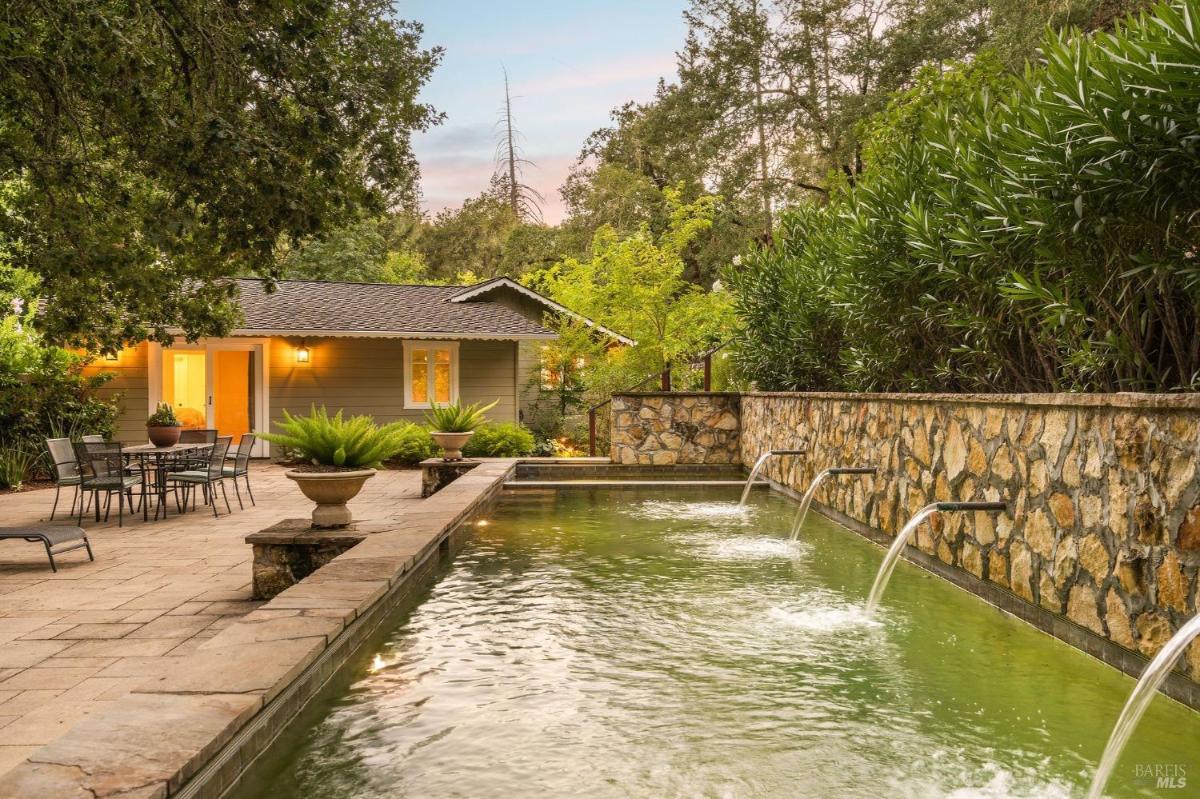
[
  {"x1": 788, "y1": 468, "x2": 877, "y2": 540},
  {"x1": 1086, "y1": 613, "x2": 1200, "y2": 799},
  {"x1": 865, "y1": 501, "x2": 1006, "y2": 614},
  {"x1": 738, "y1": 449, "x2": 805, "y2": 506}
]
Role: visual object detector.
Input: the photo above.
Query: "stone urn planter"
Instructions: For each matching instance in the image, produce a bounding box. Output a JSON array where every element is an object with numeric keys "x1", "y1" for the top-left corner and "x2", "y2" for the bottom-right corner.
[
  {"x1": 430, "y1": 431, "x2": 473, "y2": 461},
  {"x1": 284, "y1": 468, "x2": 375, "y2": 528},
  {"x1": 147, "y1": 424, "x2": 182, "y2": 448}
]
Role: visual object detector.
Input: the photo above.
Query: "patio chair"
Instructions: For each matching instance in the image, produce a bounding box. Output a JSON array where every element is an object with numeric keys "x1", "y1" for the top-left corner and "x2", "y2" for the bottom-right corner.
[
  {"x1": 80, "y1": 433, "x2": 135, "y2": 485},
  {"x1": 176, "y1": 428, "x2": 218, "y2": 470},
  {"x1": 73, "y1": 441, "x2": 143, "y2": 527},
  {"x1": 165, "y1": 436, "x2": 233, "y2": 518},
  {"x1": 46, "y1": 438, "x2": 83, "y2": 521},
  {"x1": 223, "y1": 434, "x2": 257, "y2": 509},
  {"x1": 0, "y1": 526, "x2": 93, "y2": 572}
]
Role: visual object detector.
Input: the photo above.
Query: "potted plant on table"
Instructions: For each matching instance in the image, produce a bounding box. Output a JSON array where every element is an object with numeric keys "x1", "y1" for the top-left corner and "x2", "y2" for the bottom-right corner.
[
  {"x1": 261, "y1": 406, "x2": 409, "y2": 528},
  {"x1": 425, "y1": 399, "x2": 498, "y2": 461},
  {"x1": 147, "y1": 403, "x2": 183, "y2": 448}
]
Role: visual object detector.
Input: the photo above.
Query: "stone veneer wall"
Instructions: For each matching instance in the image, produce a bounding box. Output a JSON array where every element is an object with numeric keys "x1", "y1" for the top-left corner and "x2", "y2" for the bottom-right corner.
[
  {"x1": 737, "y1": 392, "x2": 1200, "y2": 685},
  {"x1": 612, "y1": 390, "x2": 1200, "y2": 689},
  {"x1": 610, "y1": 392, "x2": 741, "y2": 464}
]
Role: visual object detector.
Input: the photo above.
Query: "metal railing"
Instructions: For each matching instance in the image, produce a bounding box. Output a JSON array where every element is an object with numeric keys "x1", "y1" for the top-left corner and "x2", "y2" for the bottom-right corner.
[{"x1": 587, "y1": 341, "x2": 731, "y2": 457}]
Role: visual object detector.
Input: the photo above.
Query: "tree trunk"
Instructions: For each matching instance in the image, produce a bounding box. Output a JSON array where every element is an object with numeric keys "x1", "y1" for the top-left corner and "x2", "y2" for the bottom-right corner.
[
  {"x1": 503, "y1": 70, "x2": 519, "y2": 216},
  {"x1": 750, "y1": 0, "x2": 772, "y2": 240}
]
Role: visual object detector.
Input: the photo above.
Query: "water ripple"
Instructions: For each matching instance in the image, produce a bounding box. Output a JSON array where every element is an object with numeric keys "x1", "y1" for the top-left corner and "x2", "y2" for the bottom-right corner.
[{"x1": 235, "y1": 488, "x2": 1200, "y2": 799}]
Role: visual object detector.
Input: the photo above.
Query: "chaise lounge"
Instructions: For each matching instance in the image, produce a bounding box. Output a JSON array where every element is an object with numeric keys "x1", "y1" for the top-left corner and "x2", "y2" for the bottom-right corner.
[{"x1": 0, "y1": 526, "x2": 94, "y2": 572}]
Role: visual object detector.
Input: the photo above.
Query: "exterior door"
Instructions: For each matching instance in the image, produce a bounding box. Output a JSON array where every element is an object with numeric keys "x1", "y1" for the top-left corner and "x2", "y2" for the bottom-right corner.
[
  {"x1": 151, "y1": 340, "x2": 269, "y2": 456},
  {"x1": 209, "y1": 344, "x2": 255, "y2": 446}
]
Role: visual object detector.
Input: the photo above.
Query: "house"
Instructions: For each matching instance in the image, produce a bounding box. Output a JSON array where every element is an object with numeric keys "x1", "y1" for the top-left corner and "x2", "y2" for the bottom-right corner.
[{"x1": 85, "y1": 277, "x2": 631, "y2": 455}]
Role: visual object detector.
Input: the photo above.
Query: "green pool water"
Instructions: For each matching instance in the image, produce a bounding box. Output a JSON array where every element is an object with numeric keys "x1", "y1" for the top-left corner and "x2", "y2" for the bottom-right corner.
[{"x1": 234, "y1": 487, "x2": 1200, "y2": 798}]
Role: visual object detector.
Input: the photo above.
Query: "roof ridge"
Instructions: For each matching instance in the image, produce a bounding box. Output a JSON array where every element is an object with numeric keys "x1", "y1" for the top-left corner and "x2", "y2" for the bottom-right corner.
[{"x1": 235, "y1": 277, "x2": 475, "y2": 290}]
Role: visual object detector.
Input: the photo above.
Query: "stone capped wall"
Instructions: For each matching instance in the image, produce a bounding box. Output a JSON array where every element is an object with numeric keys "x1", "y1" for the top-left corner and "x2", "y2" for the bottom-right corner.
[
  {"x1": 611, "y1": 392, "x2": 741, "y2": 465},
  {"x1": 738, "y1": 392, "x2": 1200, "y2": 683}
]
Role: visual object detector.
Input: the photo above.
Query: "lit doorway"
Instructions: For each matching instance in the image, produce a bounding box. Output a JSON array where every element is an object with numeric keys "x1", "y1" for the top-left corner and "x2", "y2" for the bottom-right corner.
[{"x1": 149, "y1": 340, "x2": 269, "y2": 456}]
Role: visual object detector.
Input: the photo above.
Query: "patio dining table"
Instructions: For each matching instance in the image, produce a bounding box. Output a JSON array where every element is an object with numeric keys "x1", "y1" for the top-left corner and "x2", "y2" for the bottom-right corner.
[{"x1": 122, "y1": 442, "x2": 212, "y2": 521}]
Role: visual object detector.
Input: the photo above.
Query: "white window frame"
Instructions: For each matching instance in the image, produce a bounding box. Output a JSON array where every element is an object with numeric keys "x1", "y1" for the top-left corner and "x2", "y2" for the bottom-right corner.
[{"x1": 402, "y1": 340, "x2": 460, "y2": 409}]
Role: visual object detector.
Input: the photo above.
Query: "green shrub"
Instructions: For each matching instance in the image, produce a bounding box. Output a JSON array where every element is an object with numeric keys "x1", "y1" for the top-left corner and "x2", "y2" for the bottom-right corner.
[
  {"x1": 386, "y1": 423, "x2": 437, "y2": 466},
  {"x1": 462, "y1": 423, "x2": 536, "y2": 458},
  {"x1": 261, "y1": 406, "x2": 415, "y2": 468},
  {"x1": 0, "y1": 444, "x2": 39, "y2": 490},
  {"x1": 0, "y1": 312, "x2": 118, "y2": 482},
  {"x1": 728, "y1": 2, "x2": 1200, "y2": 392}
]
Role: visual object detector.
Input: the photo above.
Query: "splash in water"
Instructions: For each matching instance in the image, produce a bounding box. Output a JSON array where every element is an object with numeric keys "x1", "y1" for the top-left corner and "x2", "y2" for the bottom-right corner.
[
  {"x1": 706, "y1": 536, "x2": 808, "y2": 560},
  {"x1": 900, "y1": 758, "x2": 1075, "y2": 799},
  {"x1": 630, "y1": 500, "x2": 755, "y2": 522},
  {"x1": 768, "y1": 603, "x2": 880, "y2": 633}
]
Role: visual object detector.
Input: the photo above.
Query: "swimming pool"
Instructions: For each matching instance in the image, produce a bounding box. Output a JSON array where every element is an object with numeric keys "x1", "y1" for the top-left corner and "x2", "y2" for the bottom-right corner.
[{"x1": 233, "y1": 487, "x2": 1200, "y2": 798}]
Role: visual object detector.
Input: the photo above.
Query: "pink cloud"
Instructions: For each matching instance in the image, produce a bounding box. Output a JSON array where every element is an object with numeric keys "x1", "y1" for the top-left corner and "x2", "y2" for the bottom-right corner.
[
  {"x1": 419, "y1": 153, "x2": 577, "y2": 225},
  {"x1": 516, "y1": 55, "x2": 676, "y2": 96}
]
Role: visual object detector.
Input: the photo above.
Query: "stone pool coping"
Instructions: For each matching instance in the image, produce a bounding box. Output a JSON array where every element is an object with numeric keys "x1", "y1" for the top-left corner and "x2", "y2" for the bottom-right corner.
[
  {"x1": 739, "y1": 390, "x2": 1200, "y2": 411},
  {"x1": 0, "y1": 459, "x2": 518, "y2": 799},
  {"x1": 621, "y1": 389, "x2": 1200, "y2": 411}
]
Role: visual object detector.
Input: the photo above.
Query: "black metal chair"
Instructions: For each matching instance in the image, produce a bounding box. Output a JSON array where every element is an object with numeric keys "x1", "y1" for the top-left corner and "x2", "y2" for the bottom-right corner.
[
  {"x1": 46, "y1": 438, "x2": 83, "y2": 521},
  {"x1": 223, "y1": 434, "x2": 256, "y2": 509},
  {"x1": 165, "y1": 436, "x2": 233, "y2": 518},
  {"x1": 176, "y1": 428, "x2": 217, "y2": 470},
  {"x1": 180, "y1": 429, "x2": 217, "y2": 445},
  {"x1": 73, "y1": 441, "x2": 142, "y2": 527},
  {"x1": 77, "y1": 435, "x2": 110, "y2": 515}
]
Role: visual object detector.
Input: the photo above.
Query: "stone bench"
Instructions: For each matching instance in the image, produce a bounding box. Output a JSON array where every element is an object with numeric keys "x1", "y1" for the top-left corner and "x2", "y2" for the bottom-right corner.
[
  {"x1": 245, "y1": 519, "x2": 366, "y2": 600},
  {"x1": 419, "y1": 457, "x2": 481, "y2": 497}
]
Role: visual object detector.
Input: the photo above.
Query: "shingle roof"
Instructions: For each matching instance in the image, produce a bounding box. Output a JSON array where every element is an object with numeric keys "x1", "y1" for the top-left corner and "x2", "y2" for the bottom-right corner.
[
  {"x1": 449, "y1": 277, "x2": 636, "y2": 345},
  {"x1": 231, "y1": 279, "x2": 556, "y2": 339}
]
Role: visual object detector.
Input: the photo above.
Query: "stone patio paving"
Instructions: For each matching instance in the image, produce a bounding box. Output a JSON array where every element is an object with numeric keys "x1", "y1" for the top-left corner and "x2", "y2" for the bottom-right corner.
[{"x1": 0, "y1": 464, "x2": 422, "y2": 778}]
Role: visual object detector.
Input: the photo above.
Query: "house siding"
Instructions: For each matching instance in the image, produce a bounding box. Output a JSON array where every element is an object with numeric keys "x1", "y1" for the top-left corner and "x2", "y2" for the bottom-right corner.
[
  {"x1": 87, "y1": 337, "x2": 518, "y2": 449},
  {"x1": 85, "y1": 343, "x2": 150, "y2": 444},
  {"x1": 268, "y1": 337, "x2": 517, "y2": 427},
  {"x1": 517, "y1": 340, "x2": 543, "y2": 422}
]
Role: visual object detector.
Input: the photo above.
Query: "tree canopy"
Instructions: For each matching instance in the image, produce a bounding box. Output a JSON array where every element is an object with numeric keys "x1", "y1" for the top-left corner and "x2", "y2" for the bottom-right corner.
[
  {"x1": 528, "y1": 189, "x2": 735, "y2": 375},
  {"x1": 0, "y1": 0, "x2": 441, "y2": 351},
  {"x1": 561, "y1": 0, "x2": 1145, "y2": 290}
]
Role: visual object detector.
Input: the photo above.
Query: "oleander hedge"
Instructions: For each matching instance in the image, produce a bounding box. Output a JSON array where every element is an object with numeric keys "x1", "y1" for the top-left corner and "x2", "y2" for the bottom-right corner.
[{"x1": 728, "y1": 0, "x2": 1200, "y2": 393}]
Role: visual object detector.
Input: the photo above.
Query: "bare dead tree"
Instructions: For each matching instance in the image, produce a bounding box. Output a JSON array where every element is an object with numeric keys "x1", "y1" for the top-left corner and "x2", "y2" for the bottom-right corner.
[{"x1": 494, "y1": 68, "x2": 544, "y2": 222}]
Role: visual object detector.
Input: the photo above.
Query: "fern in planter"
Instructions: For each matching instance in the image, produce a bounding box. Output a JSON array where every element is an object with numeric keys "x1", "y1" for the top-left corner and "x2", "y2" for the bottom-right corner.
[
  {"x1": 261, "y1": 406, "x2": 412, "y2": 469},
  {"x1": 424, "y1": 399, "x2": 498, "y2": 432}
]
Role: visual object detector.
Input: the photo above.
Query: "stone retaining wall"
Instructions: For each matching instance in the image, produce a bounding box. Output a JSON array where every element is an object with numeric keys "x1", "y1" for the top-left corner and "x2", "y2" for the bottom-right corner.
[
  {"x1": 610, "y1": 392, "x2": 741, "y2": 464},
  {"x1": 617, "y1": 391, "x2": 1200, "y2": 688}
]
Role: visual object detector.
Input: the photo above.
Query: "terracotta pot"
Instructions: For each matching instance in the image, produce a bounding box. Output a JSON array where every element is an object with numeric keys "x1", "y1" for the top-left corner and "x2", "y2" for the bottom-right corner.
[
  {"x1": 147, "y1": 425, "x2": 182, "y2": 448},
  {"x1": 430, "y1": 430, "x2": 474, "y2": 460},
  {"x1": 284, "y1": 468, "x2": 375, "y2": 528}
]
